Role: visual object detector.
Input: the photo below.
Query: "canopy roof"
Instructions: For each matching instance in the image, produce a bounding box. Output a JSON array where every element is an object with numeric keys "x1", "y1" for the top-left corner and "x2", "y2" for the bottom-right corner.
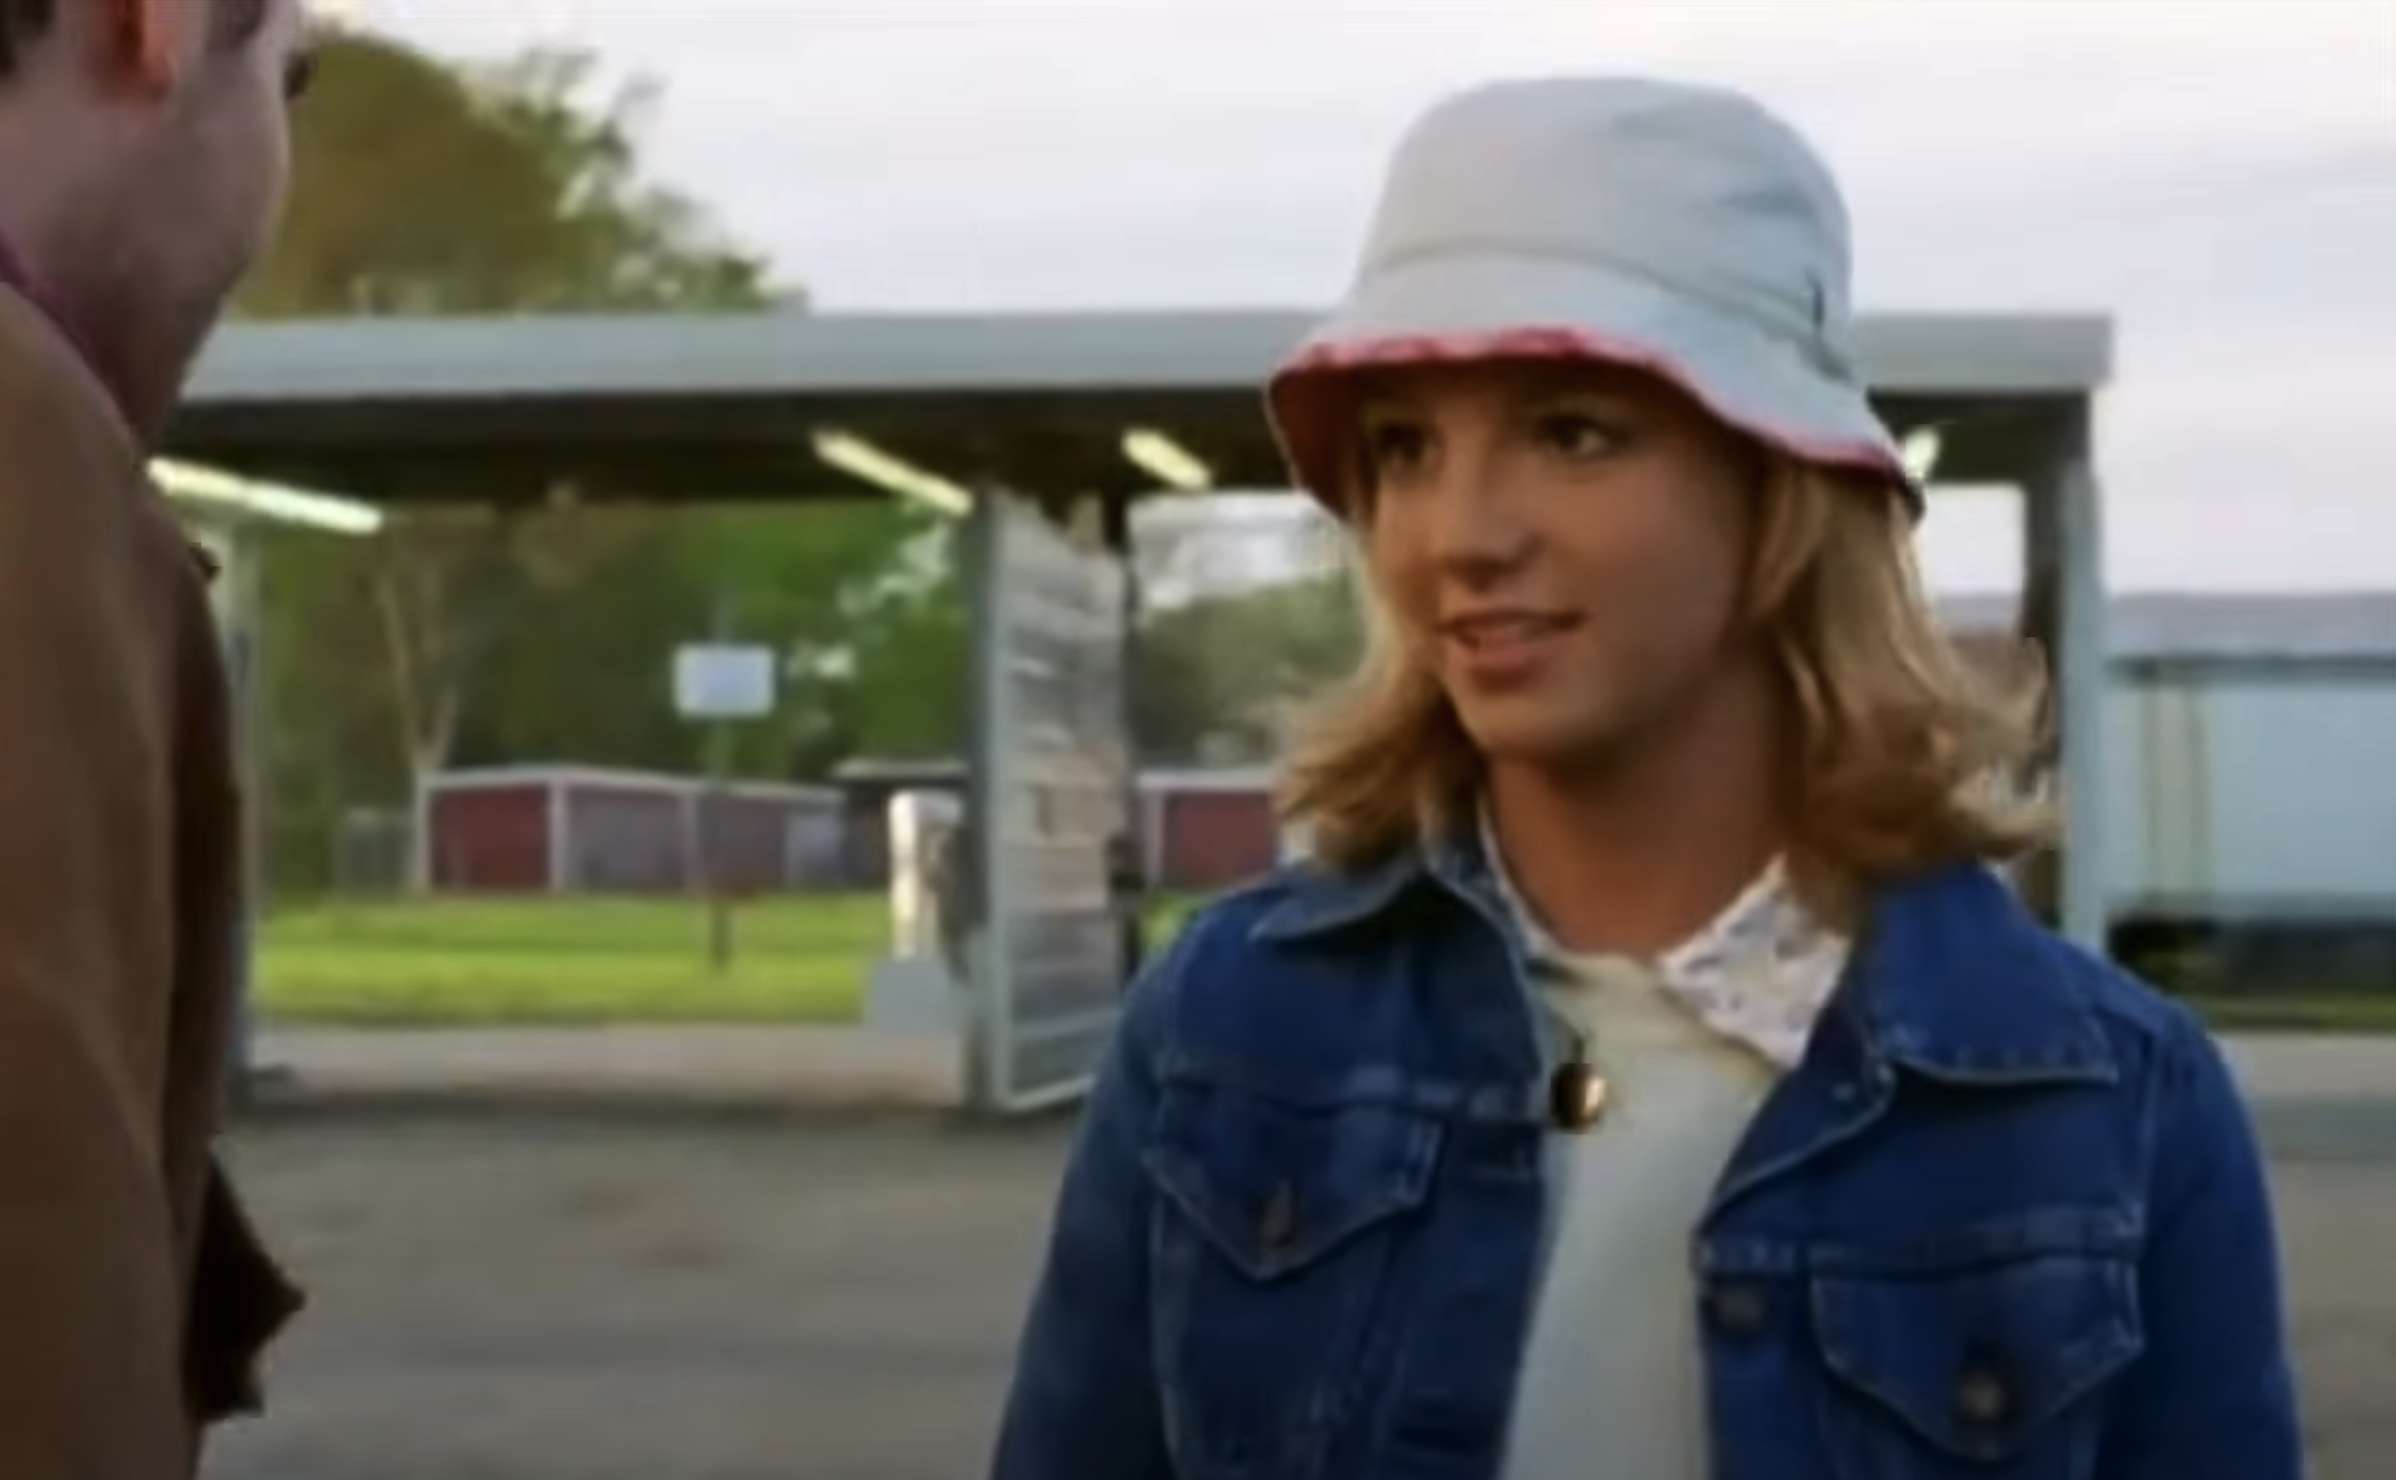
[{"x1": 170, "y1": 308, "x2": 2112, "y2": 507}]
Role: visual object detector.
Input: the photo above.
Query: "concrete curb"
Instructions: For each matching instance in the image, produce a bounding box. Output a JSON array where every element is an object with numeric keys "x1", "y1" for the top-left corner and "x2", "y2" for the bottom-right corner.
[{"x1": 222, "y1": 1028, "x2": 2396, "y2": 1159}]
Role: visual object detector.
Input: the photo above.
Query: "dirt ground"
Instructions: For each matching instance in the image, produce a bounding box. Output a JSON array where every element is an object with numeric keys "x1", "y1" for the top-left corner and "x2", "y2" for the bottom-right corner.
[{"x1": 199, "y1": 1106, "x2": 2396, "y2": 1480}]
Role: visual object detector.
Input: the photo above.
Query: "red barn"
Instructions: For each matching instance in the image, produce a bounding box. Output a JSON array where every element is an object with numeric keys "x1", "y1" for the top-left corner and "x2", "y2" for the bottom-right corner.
[
  {"x1": 823, "y1": 759, "x2": 1290, "y2": 894},
  {"x1": 420, "y1": 765, "x2": 844, "y2": 894},
  {"x1": 1140, "y1": 767, "x2": 1284, "y2": 892}
]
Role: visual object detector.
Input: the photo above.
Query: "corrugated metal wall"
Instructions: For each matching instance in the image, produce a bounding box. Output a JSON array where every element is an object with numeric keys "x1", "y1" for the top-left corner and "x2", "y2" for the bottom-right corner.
[{"x1": 2106, "y1": 666, "x2": 2396, "y2": 924}]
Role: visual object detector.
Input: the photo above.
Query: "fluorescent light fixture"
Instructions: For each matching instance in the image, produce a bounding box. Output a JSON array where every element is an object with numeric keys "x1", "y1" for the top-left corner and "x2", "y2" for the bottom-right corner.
[
  {"x1": 1121, "y1": 428, "x2": 1211, "y2": 491},
  {"x1": 1900, "y1": 429, "x2": 1943, "y2": 484},
  {"x1": 811, "y1": 431, "x2": 971, "y2": 516},
  {"x1": 150, "y1": 457, "x2": 384, "y2": 535}
]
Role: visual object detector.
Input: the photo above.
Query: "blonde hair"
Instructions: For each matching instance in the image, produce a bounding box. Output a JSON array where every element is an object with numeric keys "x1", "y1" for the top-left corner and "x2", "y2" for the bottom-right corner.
[{"x1": 1276, "y1": 461, "x2": 2055, "y2": 894}]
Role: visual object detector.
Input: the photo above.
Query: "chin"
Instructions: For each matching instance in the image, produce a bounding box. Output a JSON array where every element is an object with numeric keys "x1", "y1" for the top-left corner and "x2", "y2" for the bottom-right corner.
[{"x1": 1454, "y1": 702, "x2": 1621, "y2": 769}]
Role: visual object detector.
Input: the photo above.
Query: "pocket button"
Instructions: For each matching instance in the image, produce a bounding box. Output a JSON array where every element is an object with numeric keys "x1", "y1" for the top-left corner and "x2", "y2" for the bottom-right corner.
[
  {"x1": 1953, "y1": 1366, "x2": 2013, "y2": 1426},
  {"x1": 1701, "y1": 1283, "x2": 1768, "y2": 1338},
  {"x1": 1257, "y1": 1182, "x2": 1300, "y2": 1251}
]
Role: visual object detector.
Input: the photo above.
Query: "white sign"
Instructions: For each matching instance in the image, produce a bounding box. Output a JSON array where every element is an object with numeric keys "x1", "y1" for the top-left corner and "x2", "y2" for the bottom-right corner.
[{"x1": 673, "y1": 643, "x2": 777, "y2": 719}]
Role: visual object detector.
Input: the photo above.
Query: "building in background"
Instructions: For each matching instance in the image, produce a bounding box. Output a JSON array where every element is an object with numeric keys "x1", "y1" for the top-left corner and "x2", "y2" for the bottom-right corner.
[
  {"x1": 420, "y1": 765, "x2": 845, "y2": 895},
  {"x1": 1942, "y1": 590, "x2": 2396, "y2": 991},
  {"x1": 820, "y1": 758, "x2": 1278, "y2": 895},
  {"x1": 408, "y1": 590, "x2": 2396, "y2": 995}
]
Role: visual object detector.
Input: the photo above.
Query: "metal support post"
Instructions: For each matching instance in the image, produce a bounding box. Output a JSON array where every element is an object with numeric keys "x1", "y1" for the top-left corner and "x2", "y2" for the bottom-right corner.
[
  {"x1": 960, "y1": 488, "x2": 1005, "y2": 1116},
  {"x1": 2053, "y1": 447, "x2": 2112, "y2": 954},
  {"x1": 2022, "y1": 405, "x2": 2112, "y2": 955},
  {"x1": 1098, "y1": 490, "x2": 1146, "y2": 983}
]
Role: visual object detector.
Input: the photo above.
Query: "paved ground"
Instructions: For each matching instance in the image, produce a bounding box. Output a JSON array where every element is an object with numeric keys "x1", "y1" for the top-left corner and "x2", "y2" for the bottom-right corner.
[
  {"x1": 201, "y1": 1113, "x2": 1055, "y2": 1480},
  {"x1": 250, "y1": 1022, "x2": 2396, "y2": 1118},
  {"x1": 196, "y1": 1030, "x2": 2396, "y2": 1480}
]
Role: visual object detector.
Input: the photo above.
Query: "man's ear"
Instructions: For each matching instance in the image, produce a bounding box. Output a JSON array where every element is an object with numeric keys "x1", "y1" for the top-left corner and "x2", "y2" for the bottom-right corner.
[{"x1": 98, "y1": 0, "x2": 173, "y2": 94}]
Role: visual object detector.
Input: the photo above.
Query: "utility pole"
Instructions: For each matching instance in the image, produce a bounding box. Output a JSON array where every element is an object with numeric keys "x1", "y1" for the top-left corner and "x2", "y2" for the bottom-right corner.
[{"x1": 702, "y1": 592, "x2": 737, "y2": 976}]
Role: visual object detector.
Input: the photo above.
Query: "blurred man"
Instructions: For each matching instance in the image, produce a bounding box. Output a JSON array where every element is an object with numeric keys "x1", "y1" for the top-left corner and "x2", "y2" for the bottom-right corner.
[
  {"x1": 0, "y1": 0, "x2": 314, "y2": 1473},
  {"x1": 934, "y1": 817, "x2": 975, "y2": 987},
  {"x1": 1106, "y1": 830, "x2": 1146, "y2": 987}
]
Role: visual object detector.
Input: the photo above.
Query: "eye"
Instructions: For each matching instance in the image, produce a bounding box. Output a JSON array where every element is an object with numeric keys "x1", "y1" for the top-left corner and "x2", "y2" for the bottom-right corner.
[
  {"x1": 1530, "y1": 408, "x2": 1627, "y2": 461},
  {"x1": 283, "y1": 48, "x2": 317, "y2": 100},
  {"x1": 1359, "y1": 416, "x2": 1433, "y2": 476}
]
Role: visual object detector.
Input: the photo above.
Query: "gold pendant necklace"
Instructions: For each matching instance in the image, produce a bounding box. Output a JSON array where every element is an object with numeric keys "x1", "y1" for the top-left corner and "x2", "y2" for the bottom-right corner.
[{"x1": 1548, "y1": 1028, "x2": 1609, "y2": 1131}]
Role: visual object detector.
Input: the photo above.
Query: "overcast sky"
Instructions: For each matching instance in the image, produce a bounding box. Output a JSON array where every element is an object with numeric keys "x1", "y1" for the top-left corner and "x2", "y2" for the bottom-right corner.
[{"x1": 357, "y1": 0, "x2": 2394, "y2": 595}]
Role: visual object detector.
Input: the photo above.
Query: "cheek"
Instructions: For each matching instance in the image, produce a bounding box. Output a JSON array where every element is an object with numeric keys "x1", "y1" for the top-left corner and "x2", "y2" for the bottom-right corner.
[
  {"x1": 1566, "y1": 504, "x2": 1746, "y2": 656},
  {"x1": 1359, "y1": 515, "x2": 1439, "y2": 632},
  {"x1": 190, "y1": 75, "x2": 290, "y2": 227},
  {"x1": 234, "y1": 84, "x2": 293, "y2": 219}
]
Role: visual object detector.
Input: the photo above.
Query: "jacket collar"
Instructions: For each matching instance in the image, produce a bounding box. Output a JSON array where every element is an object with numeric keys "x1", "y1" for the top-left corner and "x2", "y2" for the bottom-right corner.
[
  {"x1": 0, "y1": 225, "x2": 134, "y2": 427},
  {"x1": 3, "y1": 226, "x2": 215, "y2": 583},
  {"x1": 1255, "y1": 831, "x2": 2115, "y2": 1087},
  {"x1": 0, "y1": 229, "x2": 87, "y2": 367}
]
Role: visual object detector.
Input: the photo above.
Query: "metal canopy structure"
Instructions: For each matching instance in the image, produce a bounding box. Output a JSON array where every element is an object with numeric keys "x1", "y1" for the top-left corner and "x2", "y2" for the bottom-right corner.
[
  {"x1": 174, "y1": 306, "x2": 2116, "y2": 1112},
  {"x1": 174, "y1": 309, "x2": 2109, "y2": 505}
]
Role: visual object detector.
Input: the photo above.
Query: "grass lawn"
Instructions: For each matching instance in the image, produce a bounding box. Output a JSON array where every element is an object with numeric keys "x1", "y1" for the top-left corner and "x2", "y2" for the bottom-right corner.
[
  {"x1": 257, "y1": 892, "x2": 1195, "y2": 1027},
  {"x1": 258, "y1": 893, "x2": 2396, "y2": 1033},
  {"x1": 2178, "y1": 993, "x2": 2396, "y2": 1034}
]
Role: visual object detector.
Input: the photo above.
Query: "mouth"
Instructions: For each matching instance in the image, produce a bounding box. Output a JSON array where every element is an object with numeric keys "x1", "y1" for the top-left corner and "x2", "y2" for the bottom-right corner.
[
  {"x1": 1437, "y1": 610, "x2": 1581, "y2": 682},
  {"x1": 1439, "y1": 611, "x2": 1581, "y2": 650}
]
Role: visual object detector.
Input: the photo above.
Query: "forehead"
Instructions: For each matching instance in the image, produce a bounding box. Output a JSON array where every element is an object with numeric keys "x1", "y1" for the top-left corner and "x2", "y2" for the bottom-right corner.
[{"x1": 1351, "y1": 357, "x2": 1675, "y2": 414}]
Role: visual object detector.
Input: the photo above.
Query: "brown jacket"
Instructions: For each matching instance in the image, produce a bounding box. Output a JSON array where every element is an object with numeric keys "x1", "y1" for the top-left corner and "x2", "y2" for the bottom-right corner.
[{"x1": 0, "y1": 288, "x2": 298, "y2": 1475}]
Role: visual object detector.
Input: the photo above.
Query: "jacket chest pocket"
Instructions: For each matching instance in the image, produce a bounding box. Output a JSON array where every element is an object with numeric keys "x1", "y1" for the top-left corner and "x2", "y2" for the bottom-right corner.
[
  {"x1": 1807, "y1": 1241, "x2": 2144, "y2": 1479},
  {"x1": 1144, "y1": 1081, "x2": 1443, "y2": 1476}
]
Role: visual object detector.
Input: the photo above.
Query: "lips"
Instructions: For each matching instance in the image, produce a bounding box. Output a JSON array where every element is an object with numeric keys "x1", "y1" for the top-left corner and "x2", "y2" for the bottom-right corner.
[
  {"x1": 1439, "y1": 610, "x2": 1579, "y2": 687},
  {"x1": 1441, "y1": 612, "x2": 1576, "y2": 649}
]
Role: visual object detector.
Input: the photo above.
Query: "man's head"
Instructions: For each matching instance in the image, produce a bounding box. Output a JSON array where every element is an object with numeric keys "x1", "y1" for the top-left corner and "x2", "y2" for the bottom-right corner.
[{"x1": 0, "y1": 0, "x2": 314, "y2": 432}]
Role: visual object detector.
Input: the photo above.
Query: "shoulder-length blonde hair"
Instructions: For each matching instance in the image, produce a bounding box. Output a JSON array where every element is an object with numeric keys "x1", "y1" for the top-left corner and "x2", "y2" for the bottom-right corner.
[{"x1": 1276, "y1": 460, "x2": 2055, "y2": 892}]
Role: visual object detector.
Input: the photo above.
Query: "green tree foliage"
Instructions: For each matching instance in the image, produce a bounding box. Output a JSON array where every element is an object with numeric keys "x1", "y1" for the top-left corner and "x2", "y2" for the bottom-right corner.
[
  {"x1": 238, "y1": 30, "x2": 948, "y2": 892},
  {"x1": 1131, "y1": 573, "x2": 1364, "y2": 763},
  {"x1": 239, "y1": 39, "x2": 765, "y2": 315}
]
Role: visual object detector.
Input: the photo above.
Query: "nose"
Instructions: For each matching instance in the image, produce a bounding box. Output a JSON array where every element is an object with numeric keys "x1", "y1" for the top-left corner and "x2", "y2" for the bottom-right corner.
[{"x1": 1420, "y1": 441, "x2": 1535, "y2": 580}]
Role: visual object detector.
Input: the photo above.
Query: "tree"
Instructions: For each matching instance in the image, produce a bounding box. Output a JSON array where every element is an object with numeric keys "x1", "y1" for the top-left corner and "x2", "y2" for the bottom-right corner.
[
  {"x1": 236, "y1": 31, "x2": 944, "y2": 890},
  {"x1": 239, "y1": 38, "x2": 765, "y2": 316},
  {"x1": 457, "y1": 502, "x2": 965, "y2": 781},
  {"x1": 1131, "y1": 574, "x2": 1364, "y2": 762}
]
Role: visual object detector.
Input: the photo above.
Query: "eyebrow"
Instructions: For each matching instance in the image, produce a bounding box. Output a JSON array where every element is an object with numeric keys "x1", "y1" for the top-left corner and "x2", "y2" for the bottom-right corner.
[
  {"x1": 1353, "y1": 366, "x2": 1644, "y2": 418},
  {"x1": 1355, "y1": 393, "x2": 1419, "y2": 421},
  {"x1": 1513, "y1": 365, "x2": 1647, "y2": 401}
]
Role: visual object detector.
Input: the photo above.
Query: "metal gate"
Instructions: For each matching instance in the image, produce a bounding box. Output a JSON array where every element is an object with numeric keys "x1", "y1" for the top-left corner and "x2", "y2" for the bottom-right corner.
[{"x1": 964, "y1": 493, "x2": 1131, "y2": 1114}]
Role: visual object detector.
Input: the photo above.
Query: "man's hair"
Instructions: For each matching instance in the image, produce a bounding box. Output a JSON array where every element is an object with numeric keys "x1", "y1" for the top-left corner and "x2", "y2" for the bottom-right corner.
[
  {"x1": 0, "y1": 0, "x2": 270, "y2": 77},
  {"x1": 1278, "y1": 461, "x2": 2055, "y2": 899},
  {"x1": 0, "y1": 0, "x2": 57, "y2": 75}
]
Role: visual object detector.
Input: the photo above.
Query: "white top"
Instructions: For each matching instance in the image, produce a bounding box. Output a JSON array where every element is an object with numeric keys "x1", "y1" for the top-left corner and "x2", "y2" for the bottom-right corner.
[
  {"x1": 1499, "y1": 953, "x2": 1774, "y2": 1480},
  {"x1": 1482, "y1": 841, "x2": 1850, "y2": 1480}
]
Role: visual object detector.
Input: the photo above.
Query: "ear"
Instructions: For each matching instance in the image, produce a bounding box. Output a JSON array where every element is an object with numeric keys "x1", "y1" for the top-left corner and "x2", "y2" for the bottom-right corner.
[{"x1": 99, "y1": 0, "x2": 174, "y2": 94}]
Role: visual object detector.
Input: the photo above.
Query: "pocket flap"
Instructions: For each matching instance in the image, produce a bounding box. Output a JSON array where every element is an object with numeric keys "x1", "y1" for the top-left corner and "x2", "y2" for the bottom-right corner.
[
  {"x1": 1145, "y1": 1082, "x2": 1440, "y2": 1282},
  {"x1": 1811, "y1": 1253, "x2": 2142, "y2": 1463}
]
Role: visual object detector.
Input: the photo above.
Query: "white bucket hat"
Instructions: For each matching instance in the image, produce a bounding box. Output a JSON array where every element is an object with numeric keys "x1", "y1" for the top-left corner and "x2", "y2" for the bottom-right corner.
[{"x1": 1268, "y1": 76, "x2": 1919, "y2": 517}]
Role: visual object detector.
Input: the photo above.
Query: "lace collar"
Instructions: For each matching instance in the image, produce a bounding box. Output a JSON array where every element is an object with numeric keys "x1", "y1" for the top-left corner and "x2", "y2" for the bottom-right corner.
[{"x1": 1479, "y1": 813, "x2": 1849, "y2": 1069}]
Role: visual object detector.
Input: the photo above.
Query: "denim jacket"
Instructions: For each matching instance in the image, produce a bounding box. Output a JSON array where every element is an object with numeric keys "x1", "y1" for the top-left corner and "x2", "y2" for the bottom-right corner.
[{"x1": 990, "y1": 839, "x2": 2305, "y2": 1480}]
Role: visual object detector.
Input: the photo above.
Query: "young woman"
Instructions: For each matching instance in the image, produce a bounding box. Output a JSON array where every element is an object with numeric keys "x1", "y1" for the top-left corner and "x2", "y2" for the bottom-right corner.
[{"x1": 988, "y1": 75, "x2": 2302, "y2": 1480}]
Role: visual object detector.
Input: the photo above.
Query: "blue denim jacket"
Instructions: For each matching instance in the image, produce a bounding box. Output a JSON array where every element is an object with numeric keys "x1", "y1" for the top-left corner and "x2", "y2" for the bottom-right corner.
[{"x1": 990, "y1": 839, "x2": 2305, "y2": 1480}]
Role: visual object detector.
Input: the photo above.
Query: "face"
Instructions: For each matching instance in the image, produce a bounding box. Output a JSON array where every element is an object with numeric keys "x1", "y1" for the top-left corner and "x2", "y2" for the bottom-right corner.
[
  {"x1": 39, "y1": 0, "x2": 314, "y2": 413},
  {"x1": 1355, "y1": 360, "x2": 1761, "y2": 769},
  {"x1": 133, "y1": 0, "x2": 313, "y2": 330}
]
